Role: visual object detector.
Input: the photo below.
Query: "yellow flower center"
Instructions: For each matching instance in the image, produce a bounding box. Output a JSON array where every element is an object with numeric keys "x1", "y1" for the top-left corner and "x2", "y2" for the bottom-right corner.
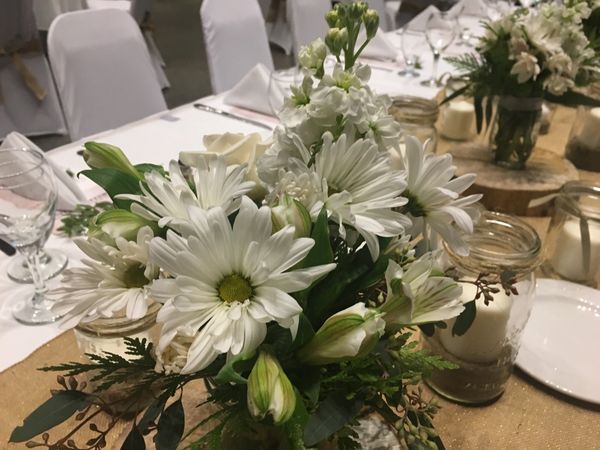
[{"x1": 218, "y1": 274, "x2": 253, "y2": 303}]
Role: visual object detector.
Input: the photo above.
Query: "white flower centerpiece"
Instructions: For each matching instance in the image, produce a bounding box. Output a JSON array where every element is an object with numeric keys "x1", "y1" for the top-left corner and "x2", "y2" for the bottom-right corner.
[
  {"x1": 447, "y1": 0, "x2": 600, "y2": 169},
  {"x1": 11, "y1": 4, "x2": 487, "y2": 450}
]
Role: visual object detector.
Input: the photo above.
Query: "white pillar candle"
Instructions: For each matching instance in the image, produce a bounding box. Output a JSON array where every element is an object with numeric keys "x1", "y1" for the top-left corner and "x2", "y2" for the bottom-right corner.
[
  {"x1": 550, "y1": 219, "x2": 600, "y2": 282},
  {"x1": 440, "y1": 100, "x2": 476, "y2": 141},
  {"x1": 578, "y1": 108, "x2": 600, "y2": 150},
  {"x1": 438, "y1": 282, "x2": 512, "y2": 364}
]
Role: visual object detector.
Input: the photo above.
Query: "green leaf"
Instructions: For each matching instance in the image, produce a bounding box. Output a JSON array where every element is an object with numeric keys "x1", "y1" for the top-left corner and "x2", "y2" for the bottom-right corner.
[
  {"x1": 291, "y1": 366, "x2": 320, "y2": 407},
  {"x1": 484, "y1": 96, "x2": 493, "y2": 130},
  {"x1": 303, "y1": 208, "x2": 333, "y2": 268},
  {"x1": 285, "y1": 391, "x2": 311, "y2": 450},
  {"x1": 121, "y1": 424, "x2": 146, "y2": 450},
  {"x1": 440, "y1": 85, "x2": 468, "y2": 105},
  {"x1": 546, "y1": 90, "x2": 600, "y2": 107},
  {"x1": 452, "y1": 300, "x2": 476, "y2": 336},
  {"x1": 474, "y1": 96, "x2": 484, "y2": 133},
  {"x1": 134, "y1": 163, "x2": 166, "y2": 176},
  {"x1": 137, "y1": 393, "x2": 169, "y2": 433},
  {"x1": 303, "y1": 393, "x2": 363, "y2": 447},
  {"x1": 10, "y1": 390, "x2": 92, "y2": 442},
  {"x1": 214, "y1": 352, "x2": 255, "y2": 385},
  {"x1": 79, "y1": 168, "x2": 142, "y2": 210},
  {"x1": 291, "y1": 313, "x2": 315, "y2": 351},
  {"x1": 419, "y1": 323, "x2": 435, "y2": 337},
  {"x1": 155, "y1": 399, "x2": 185, "y2": 450}
]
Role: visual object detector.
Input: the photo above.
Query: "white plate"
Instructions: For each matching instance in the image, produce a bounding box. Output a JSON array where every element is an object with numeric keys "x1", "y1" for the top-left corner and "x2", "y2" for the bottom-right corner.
[{"x1": 516, "y1": 279, "x2": 600, "y2": 404}]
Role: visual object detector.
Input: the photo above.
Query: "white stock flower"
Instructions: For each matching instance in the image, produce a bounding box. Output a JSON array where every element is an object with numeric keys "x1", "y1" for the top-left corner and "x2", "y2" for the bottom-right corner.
[
  {"x1": 149, "y1": 197, "x2": 336, "y2": 374},
  {"x1": 50, "y1": 227, "x2": 158, "y2": 328},
  {"x1": 510, "y1": 52, "x2": 540, "y2": 83},
  {"x1": 381, "y1": 256, "x2": 464, "y2": 327},
  {"x1": 400, "y1": 137, "x2": 482, "y2": 256},
  {"x1": 119, "y1": 156, "x2": 254, "y2": 231},
  {"x1": 544, "y1": 73, "x2": 575, "y2": 95},
  {"x1": 298, "y1": 38, "x2": 328, "y2": 72},
  {"x1": 313, "y1": 132, "x2": 410, "y2": 260}
]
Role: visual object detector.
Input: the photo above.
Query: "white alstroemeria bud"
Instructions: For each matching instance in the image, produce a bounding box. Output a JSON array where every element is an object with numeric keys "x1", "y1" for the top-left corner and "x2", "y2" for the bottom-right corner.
[
  {"x1": 363, "y1": 9, "x2": 379, "y2": 40},
  {"x1": 88, "y1": 209, "x2": 158, "y2": 244},
  {"x1": 298, "y1": 38, "x2": 328, "y2": 72},
  {"x1": 247, "y1": 351, "x2": 296, "y2": 425},
  {"x1": 297, "y1": 303, "x2": 385, "y2": 365},
  {"x1": 83, "y1": 142, "x2": 142, "y2": 180},
  {"x1": 271, "y1": 194, "x2": 312, "y2": 238}
]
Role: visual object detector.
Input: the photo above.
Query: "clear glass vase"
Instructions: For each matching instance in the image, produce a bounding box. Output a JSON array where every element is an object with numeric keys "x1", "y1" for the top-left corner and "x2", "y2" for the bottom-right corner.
[
  {"x1": 422, "y1": 211, "x2": 542, "y2": 404},
  {"x1": 490, "y1": 96, "x2": 543, "y2": 170}
]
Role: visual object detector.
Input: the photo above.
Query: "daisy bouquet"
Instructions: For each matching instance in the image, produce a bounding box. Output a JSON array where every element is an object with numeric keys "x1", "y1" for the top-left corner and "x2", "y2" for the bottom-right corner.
[
  {"x1": 12, "y1": 4, "x2": 485, "y2": 450},
  {"x1": 447, "y1": 0, "x2": 600, "y2": 168}
]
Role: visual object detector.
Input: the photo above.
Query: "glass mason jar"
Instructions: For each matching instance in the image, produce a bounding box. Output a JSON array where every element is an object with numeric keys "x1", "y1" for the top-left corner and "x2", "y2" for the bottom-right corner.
[
  {"x1": 542, "y1": 181, "x2": 600, "y2": 288},
  {"x1": 422, "y1": 211, "x2": 542, "y2": 404},
  {"x1": 490, "y1": 96, "x2": 543, "y2": 170},
  {"x1": 389, "y1": 96, "x2": 439, "y2": 152},
  {"x1": 565, "y1": 106, "x2": 600, "y2": 172},
  {"x1": 439, "y1": 78, "x2": 476, "y2": 142}
]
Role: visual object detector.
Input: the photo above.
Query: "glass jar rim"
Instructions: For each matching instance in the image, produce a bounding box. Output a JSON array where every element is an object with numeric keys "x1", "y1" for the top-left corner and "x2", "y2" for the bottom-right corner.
[
  {"x1": 556, "y1": 181, "x2": 600, "y2": 221},
  {"x1": 75, "y1": 302, "x2": 161, "y2": 338},
  {"x1": 391, "y1": 95, "x2": 439, "y2": 125},
  {"x1": 0, "y1": 147, "x2": 45, "y2": 180},
  {"x1": 443, "y1": 211, "x2": 542, "y2": 275}
]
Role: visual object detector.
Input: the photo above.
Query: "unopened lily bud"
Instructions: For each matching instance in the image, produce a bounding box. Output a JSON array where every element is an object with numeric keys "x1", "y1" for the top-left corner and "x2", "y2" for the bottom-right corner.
[
  {"x1": 325, "y1": 9, "x2": 339, "y2": 27},
  {"x1": 297, "y1": 303, "x2": 385, "y2": 365},
  {"x1": 363, "y1": 9, "x2": 379, "y2": 39},
  {"x1": 271, "y1": 194, "x2": 312, "y2": 238},
  {"x1": 325, "y1": 27, "x2": 348, "y2": 56},
  {"x1": 88, "y1": 209, "x2": 158, "y2": 244},
  {"x1": 247, "y1": 351, "x2": 296, "y2": 425},
  {"x1": 82, "y1": 142, "x2": 142, "y2": 180}
]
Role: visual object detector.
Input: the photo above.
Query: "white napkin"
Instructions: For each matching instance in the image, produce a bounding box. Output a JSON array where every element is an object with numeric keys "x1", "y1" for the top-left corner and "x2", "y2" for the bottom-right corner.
[
  {"x1": 450, "y1": 0, "x2": 487, "y2": 17},
  {"x1": 361, "y1": 28, "x2": 398, "y2": 61},
  {"x1": 1, "y1": 132, "x2": 88, "y2": 210},
  {"x1": 407, "y1": 5, "x2": 439, "y2": 32},
  {"x1": 223, "y1": 63, "x2": 283, "y2": 116}
]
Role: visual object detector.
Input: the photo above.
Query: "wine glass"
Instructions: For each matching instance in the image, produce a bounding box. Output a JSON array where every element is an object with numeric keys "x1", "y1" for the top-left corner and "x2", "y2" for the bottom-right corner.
[
  {"x1": 0, "y1": 148, "x2": 64, "y2": 324},
  {"x1": 7, "y1": 249, "x2": 68, "y2": 283},
  {"x1": 420, "y1": 11, "x2": 456, "y2": 88},
  {"x1": 396, "y1": 26, "x2": 420, "y2": 78}
]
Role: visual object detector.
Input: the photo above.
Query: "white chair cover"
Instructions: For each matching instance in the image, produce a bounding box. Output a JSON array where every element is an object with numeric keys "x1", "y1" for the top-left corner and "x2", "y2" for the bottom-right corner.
[
  {"x1": 47, "y1": 9, "x2": 167, "y2": 140},
  {"x1": 0, "y1": 0, "x2": 67, "y2": 138},
  {"x1": 200, "y1": 0, "x2": 273, "y2": 94},
  {"x1": 368, "y1": 0, "x2": 393, "y2": 31},
  {"x1": 32, "y1": 0, "x2": 87, "y2": 31},
  {"x1": 287, "y1": 0, "x2": 330, "y2": 58}
]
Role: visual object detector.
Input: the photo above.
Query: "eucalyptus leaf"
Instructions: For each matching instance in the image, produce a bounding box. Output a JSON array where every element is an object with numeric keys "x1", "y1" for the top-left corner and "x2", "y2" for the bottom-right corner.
[
  {"x1": 303, "y1": 393, "x2": 363, "y2": 447},
  {"x1": 79, "y1": 168, "x2": 142, "y2": 210},
  {"x1": 154, "y1": 399, "x2": 185, "y2": 450},
  {"x1": 452, "y1": 300, "x2": 476, "y2": 336},
  {"x1": 121, "y1": 424, "x2": 146, "y2": 450},
  {"x1": 10, "y1": 390, "x2": 92, "y2": 442}
]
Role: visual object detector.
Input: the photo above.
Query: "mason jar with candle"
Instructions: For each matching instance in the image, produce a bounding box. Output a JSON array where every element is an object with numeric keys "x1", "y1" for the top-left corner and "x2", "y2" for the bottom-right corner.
[
  {"x1": 439, "y1": 99, "x2": 476, "y2": 141},
  {"x1": 422, "y1": 211, "x2": 541, "y2": 404},
  {"x1": 565, "y1": 106, "x2": 600, "y2": 172},
  {"x1": 542, "y1": 181, "x2": 600, "y2": 288},
  {"x1": 389, "y1": 96, "x2": 439, "y2": 152}
]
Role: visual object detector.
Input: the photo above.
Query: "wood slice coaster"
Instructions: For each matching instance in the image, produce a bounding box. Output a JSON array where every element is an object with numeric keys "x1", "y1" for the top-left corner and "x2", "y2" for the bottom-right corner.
[{"x1": 448, "y1": 144, "x2": 579, "y2": 216}]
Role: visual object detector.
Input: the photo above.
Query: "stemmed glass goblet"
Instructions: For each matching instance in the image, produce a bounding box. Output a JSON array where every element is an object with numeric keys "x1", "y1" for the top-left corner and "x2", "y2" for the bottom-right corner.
[
  {"x1": 396, "y1": 26, "x2": 421, "y2": 78},
  {"x1": 0, "y1": 148, "x2": 64, "y2": 324},
  {"x1": 420, "y1": 11, "x2": 456, "y2": 88}
]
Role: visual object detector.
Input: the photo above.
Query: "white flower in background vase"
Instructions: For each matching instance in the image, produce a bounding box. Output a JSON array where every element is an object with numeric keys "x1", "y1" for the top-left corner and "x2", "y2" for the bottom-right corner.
[
  {"x1": 149, "y1": 197, "x2": 336, "y2": 374},
  {"x1": 543, "y1": 73, "x2": 575, "y2": 95},
  {"x1": 118, "y1": 156, "x2": 253, "y2": 231},
  {"x1": 311, "y1": 132, "x2": 410, "y2": 260},
  {"x1": 298, "y1": 38, "x2": 327, "y2": 73},
  {"x1": 510, "y1": 52, "x2": 540, "y2": 83},
  {"x1": 297, "y1": 302, "x2": 386, "y2": 365},
  {"x1": 50, "y1": 226, "x2": 159, "y2": 328},
  {"x1": 399, "y1": 137, "x2": 482, "y2": 256},
  {"x1": 380, "y1": 255, "x2": 464, "y2": 328}
]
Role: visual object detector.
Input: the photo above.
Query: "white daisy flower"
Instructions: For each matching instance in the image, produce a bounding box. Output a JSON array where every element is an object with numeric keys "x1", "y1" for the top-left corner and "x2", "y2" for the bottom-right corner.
[
  {"x1": 119, "y1": 156, "x2": 254, "y2": 231},
  {"x1": 51, "y1": 226, "x2": 158, "y2": 328},
  {"x1": 149, "y1": 197, "x2": 336, "y2": 374},
  {"x1": 381, "y1": 255, "x2": 464, "y2": 327},
  {"x1": 400, "y1": 136, "x2": 482, "y2": 256},
  {"x1": 312, "y1": 132, "x2": 410, "y2": 260}
]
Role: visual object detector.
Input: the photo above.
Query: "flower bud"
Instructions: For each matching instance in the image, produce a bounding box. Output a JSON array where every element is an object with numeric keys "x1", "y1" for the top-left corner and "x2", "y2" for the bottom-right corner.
[
  {"x1": 88, "y1": 209, "x2": 158, "y2": 244},
  {"x1": 298, "y1": 38, "x2": 328, "y2": 72},
  {"x1": 363, "y1": 9, "x2": 379, "y2": 40},
  {"x1": 247, "y1": 351, "x2": 296, "y2": 425},
  {"x1": 82, "y1": 142, "x2": 142, "y2": 180},
  {"x1": 325, "y1": 27, "x2": 348, "y2": 56},
  {"x1": 325, "y1": 10, "x2": 339, "y2": 28},
  {"x1": 271, "y1": 194, "x2": 312, "y2": 238},
  {"x1": 297, "y1": 303, "x2": 385, "y2": 365}
]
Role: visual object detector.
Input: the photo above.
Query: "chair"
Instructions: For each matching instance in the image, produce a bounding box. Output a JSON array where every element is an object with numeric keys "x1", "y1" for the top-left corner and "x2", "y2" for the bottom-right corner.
[
  {"x1": 0, "y1": 0, "x2": 67, "y2": 138},
  {"x1": 200, "y1": 0, "x2": 273, "y2": 94},
  {"x1": 287, "y1": 0, "x2": 330, "y2": 58},
  {"x1": 47, "y1": 9, "x2": 166, "y2": 140}
]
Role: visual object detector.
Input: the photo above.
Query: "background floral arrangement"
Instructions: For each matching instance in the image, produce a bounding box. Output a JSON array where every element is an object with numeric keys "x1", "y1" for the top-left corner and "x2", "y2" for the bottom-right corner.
[{"x1": 11, "y1": 4, "x2": 484, "y2": 450}]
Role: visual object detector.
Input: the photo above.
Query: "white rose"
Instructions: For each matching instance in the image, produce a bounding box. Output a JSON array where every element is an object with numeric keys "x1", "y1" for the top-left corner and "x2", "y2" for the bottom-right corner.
[{"x1": 179, "y1": 132, "x2": 270, "y2": 200}]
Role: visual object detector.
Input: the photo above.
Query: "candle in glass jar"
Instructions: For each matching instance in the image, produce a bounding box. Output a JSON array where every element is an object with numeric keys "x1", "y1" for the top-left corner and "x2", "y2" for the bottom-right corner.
[
  {"x1": 550, "y1": 219, "x2": 600, "y2": 282},
  {"x1": 578, "y1": 107, "x2": 600, "y2": 150},
  {"x1": 440, "y1": 100, "x2": 475, "y2": 141},
  {"x1": 75, "y1": 329, "x2": 153, "y2": 358},
  {"x1": 438, "y1": 282, "x2": 512, "y2": 364}
]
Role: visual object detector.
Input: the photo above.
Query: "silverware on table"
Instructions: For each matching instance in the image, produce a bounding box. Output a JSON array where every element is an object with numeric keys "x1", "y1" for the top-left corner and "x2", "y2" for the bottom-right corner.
[{"x1": 193, "y1": 103, "x2": 274, "y2": 130}]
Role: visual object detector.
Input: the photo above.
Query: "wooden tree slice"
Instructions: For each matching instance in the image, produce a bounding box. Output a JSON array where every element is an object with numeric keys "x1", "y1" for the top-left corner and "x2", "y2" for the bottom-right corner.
[{"x1": 448, "y1": 144, "x2": 579, "y2": 216}]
